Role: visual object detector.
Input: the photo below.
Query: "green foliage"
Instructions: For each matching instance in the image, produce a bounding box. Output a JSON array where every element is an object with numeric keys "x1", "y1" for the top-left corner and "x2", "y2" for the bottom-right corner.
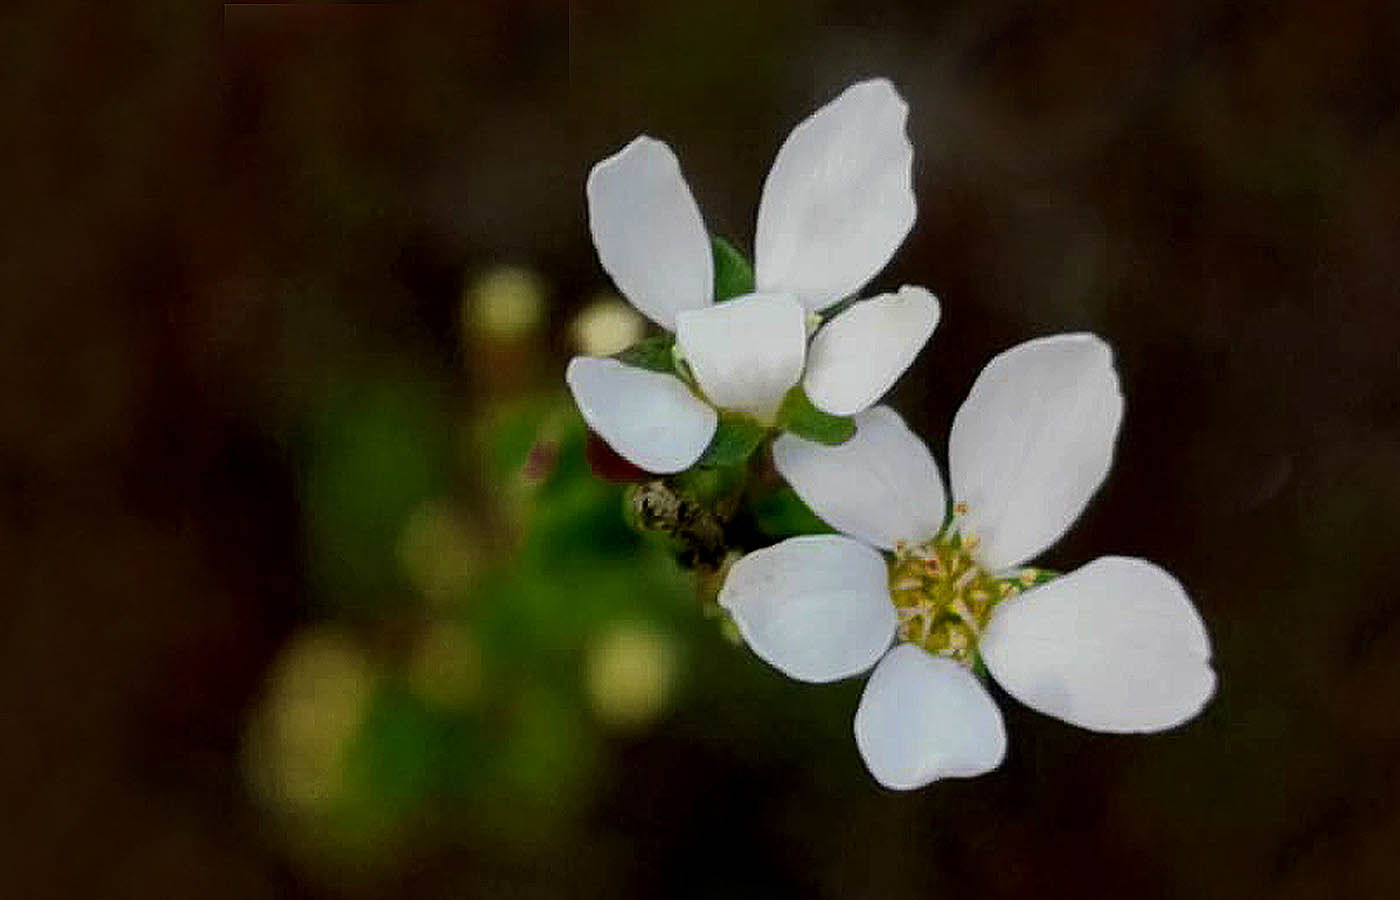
[
  {"x1": 776, "y1": 386, "x2": 856, "y2": 445},
  {"x1": 711, "y1": 235, "x2": 755, "y2": 301},
  {"x1": 696, "y1": 412, "x2": 766, "y2": 468},
  {"x1": 344, "y1": 683, "x2": 446, "y2": 809},
  {"x1": 270, "y1": 381, "x2": 875, "y2": 871},
  {"x1": 613, "y1": 334, "x2": 677, "y2": 373},
  {"x1": 302, "y1": 380, "x2": 451, "y2": 612}
]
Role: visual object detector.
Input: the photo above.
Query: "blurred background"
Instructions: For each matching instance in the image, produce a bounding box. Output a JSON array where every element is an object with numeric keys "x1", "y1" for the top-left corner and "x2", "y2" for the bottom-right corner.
[{"x1": 2, "y1": 0, "x2": 1398, "y2": 896}]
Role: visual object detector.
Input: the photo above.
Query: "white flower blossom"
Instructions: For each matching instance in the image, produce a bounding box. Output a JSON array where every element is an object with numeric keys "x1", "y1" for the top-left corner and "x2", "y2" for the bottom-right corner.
[
  {"x1": 719, "y1": 334, "x2": 1216, "y2": 790},
  {"x1": 567, "y1": 79, "x2": 938, "y2": 473}
]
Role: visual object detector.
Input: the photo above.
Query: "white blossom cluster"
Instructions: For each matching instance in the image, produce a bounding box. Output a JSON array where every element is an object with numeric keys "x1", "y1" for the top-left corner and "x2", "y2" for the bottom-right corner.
[{"x1": 568, "y1": 80, "x2": 1214, "y2": 790}]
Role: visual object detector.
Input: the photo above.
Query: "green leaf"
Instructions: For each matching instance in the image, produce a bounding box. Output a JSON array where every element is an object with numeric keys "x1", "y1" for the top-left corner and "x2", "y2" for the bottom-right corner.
[
  {"x1": 711, "y1": 235, "x2": 755, "y2": 301},
  {"x1": 777, "y1": 387, "x2": 856, "y2": 445},
  {"x1": 696, "y1": 412, "x2": 766, "y2": 467},
  {"x1": 612, "y1": 334, "x2": 676, "y2": 373}
]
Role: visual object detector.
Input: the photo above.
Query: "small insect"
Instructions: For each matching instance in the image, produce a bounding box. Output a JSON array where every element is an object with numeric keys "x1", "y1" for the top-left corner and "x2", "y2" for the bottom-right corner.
[{"x1": 630, "y1": 479, "x2": 731, "y2": 571}]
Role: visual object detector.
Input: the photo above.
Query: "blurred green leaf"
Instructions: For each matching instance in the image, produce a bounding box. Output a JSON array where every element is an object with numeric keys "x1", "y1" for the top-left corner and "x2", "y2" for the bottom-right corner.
[
  {"x1": 777, "y1": 386, "x2": 855, "y2": 445},
  {"x1": 481, "y1": 396, "x2": 555, "y2": 482},
  {"x1": 498, "y1": 687, "x2": 592, "y2": 804},
  {"x1": 711, "y1": 235, "x2": 754, "y2": 301},
  {"x1": 343, "y1": 683, "x2": 445, "y2": 808}
]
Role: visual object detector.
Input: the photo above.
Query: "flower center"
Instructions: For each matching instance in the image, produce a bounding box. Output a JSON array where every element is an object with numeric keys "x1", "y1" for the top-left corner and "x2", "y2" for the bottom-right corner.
[{"x1": 888, "y1": 520, "x2": 1045, "y2": 667}]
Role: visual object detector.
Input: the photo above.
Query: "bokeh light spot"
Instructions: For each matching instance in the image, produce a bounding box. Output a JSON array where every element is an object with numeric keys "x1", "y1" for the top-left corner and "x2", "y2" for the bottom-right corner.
[
  {"x1": 585, "y1": 620, "x2": 680, "y2": 728},
  {"x1": 571, "y1": 292, "x2": 646, "y2": 356},
  {"x1": 245, "y1": 628, "x2": 378, "y2": 809},
  {"x1": 463, "y1": 265, "x2": 546, "y2": 339}
]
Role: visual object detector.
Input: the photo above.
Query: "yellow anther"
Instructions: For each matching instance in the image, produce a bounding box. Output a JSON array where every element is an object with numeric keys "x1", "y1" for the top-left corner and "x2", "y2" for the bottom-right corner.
[{"x1": 888, "y1": 531, "x2": 1024, "y2": 667}]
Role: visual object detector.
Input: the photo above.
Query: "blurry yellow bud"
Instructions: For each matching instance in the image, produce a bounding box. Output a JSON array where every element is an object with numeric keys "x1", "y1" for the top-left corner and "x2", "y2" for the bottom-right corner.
[
  {"x1": 408, "y1": 622, "x2": 483, "y2": 710},
  {"x1": 464, "y1": 265, "x2": 546, "y2": 339},
  {"x1": 585, "y1": 621, "x2": 679, "y2": 728},
  {"x1": 396, "y1": 499, "x2": 478, "y2": 608},
  {"x1": 247, "y1": 628, "x2": 377, "y2": 808},
  {"x1": 571, "y1": 293, "x2": 646, "y2": 356}
]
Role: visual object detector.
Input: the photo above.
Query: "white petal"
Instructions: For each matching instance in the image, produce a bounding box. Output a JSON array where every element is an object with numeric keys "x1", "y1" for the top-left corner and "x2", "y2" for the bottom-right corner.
[
  {"x1": 773, "y1": 406, "x2": 945, "y2": 551},
  {"x1": 754, "y1": 79, "x2": 916, "y2": 311},
  {"x1": 586, "y1": 136, "x2": 713, "y2": 330},
  {"x1": 949, "y1": 333, "x2": 1124, "y2": 571},
  {"x1": 565, "y1": 356, "x2": 716, "y2": 474},
  {"x1": 803, "y1": 286, "x2": 941, "y2": 416},
  {"x1": 675, "y1": 293, "x2": 806, "y2": 424},
  {"x1": 718, "y1": 536, "x2": 896, "y2": 683},
  {"x1": 854, "y1": 644, "x2": 1007, "y2": 790},
  {"x1": 981, "y1": 556, "x2": 1215, "y2": 733}
]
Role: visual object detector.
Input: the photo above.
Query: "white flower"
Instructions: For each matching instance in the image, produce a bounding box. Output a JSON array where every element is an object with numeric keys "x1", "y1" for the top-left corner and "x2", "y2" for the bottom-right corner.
[
  {"x1": 567, "y1": 79, "x2": 939, "y2": 473},
  {"x1": 719, "y1": 334, "x2": 1216, "y2": 790}
]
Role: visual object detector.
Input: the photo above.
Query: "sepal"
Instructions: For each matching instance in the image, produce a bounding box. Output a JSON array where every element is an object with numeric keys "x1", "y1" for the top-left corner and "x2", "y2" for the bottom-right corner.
[
  {"x1": 711, "y1": 235, "x2": 756, "y2": 302},
  {"x1": 776, "y1": 386, "x2": 856, "y2": 445},
  {"x1": 611, "y1": 334, "x2": 677, "y2": 373},
  {"x1": 696, "y1": 412, "x2": 766, "y2": 468}
]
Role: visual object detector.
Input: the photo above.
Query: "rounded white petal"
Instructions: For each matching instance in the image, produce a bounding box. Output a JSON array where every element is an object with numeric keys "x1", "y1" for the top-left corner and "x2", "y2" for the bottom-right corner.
[
  {"x1": 773, "y1": 406, "x2": 945, "y2": 551},
  {"x1": 565, "y1": 356, "x2": 716, "y2": 474},
  {"x1": 675, "y1": 293, "x2": 806, "y2": 424},
  {"x1": 981, "y1": 556, "x2": 1215, "y2": 733},
  {"x1": 949, "y1": 333, "x2": 1124, "y2": 571},
  {"x1": 586, "y1": 136, "x2": 713, "y2": 330},
  {"x1": 854, "y1": 644, "x2": 1007, "y2": 790},
  {"x1": 754, "y1": 79, "x2": 916, "y2": 311},
  {"x1": 718, "y1": 536, "x2": 896, "y2": 683},
  {"x1": 803, "y1": 286, "x2": 941, "y2": 416}
]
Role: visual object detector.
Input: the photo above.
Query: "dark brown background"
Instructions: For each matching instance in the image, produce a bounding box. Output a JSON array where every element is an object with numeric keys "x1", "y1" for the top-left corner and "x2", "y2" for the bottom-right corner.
[{"x1": 2, "y1": 1, "x2": 1398, "y2": 896}]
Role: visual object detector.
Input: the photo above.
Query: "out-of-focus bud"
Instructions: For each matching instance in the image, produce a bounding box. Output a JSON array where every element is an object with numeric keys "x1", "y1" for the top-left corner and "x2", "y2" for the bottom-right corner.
[
  {"x1": 244, "y1": 628, "x2": 378, "y2": 809},
  {"x1": 585, "y1": 620, "x2": 680, "y2": 728},
  {"x1": 464, "y1": 265, "x2": 546, "y2": 340},
  {"x1": 461, "y1": 265, "x2": 548, "y2": 400},
  {"x1": 571, "y1": 292, "x2": 645, "y2": 356},
  {"x1": 522, "y1": 439, "x2": 559, "y2": 485},
  {"x1": 396, "y1": 499, "x2": 479, "y2": 609}
]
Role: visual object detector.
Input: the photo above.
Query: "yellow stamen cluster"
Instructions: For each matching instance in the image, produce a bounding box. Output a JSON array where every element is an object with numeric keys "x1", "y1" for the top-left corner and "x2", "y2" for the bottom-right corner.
[{"x1": 888, "y1": 532, "x2": 1040, "y2": 667}]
